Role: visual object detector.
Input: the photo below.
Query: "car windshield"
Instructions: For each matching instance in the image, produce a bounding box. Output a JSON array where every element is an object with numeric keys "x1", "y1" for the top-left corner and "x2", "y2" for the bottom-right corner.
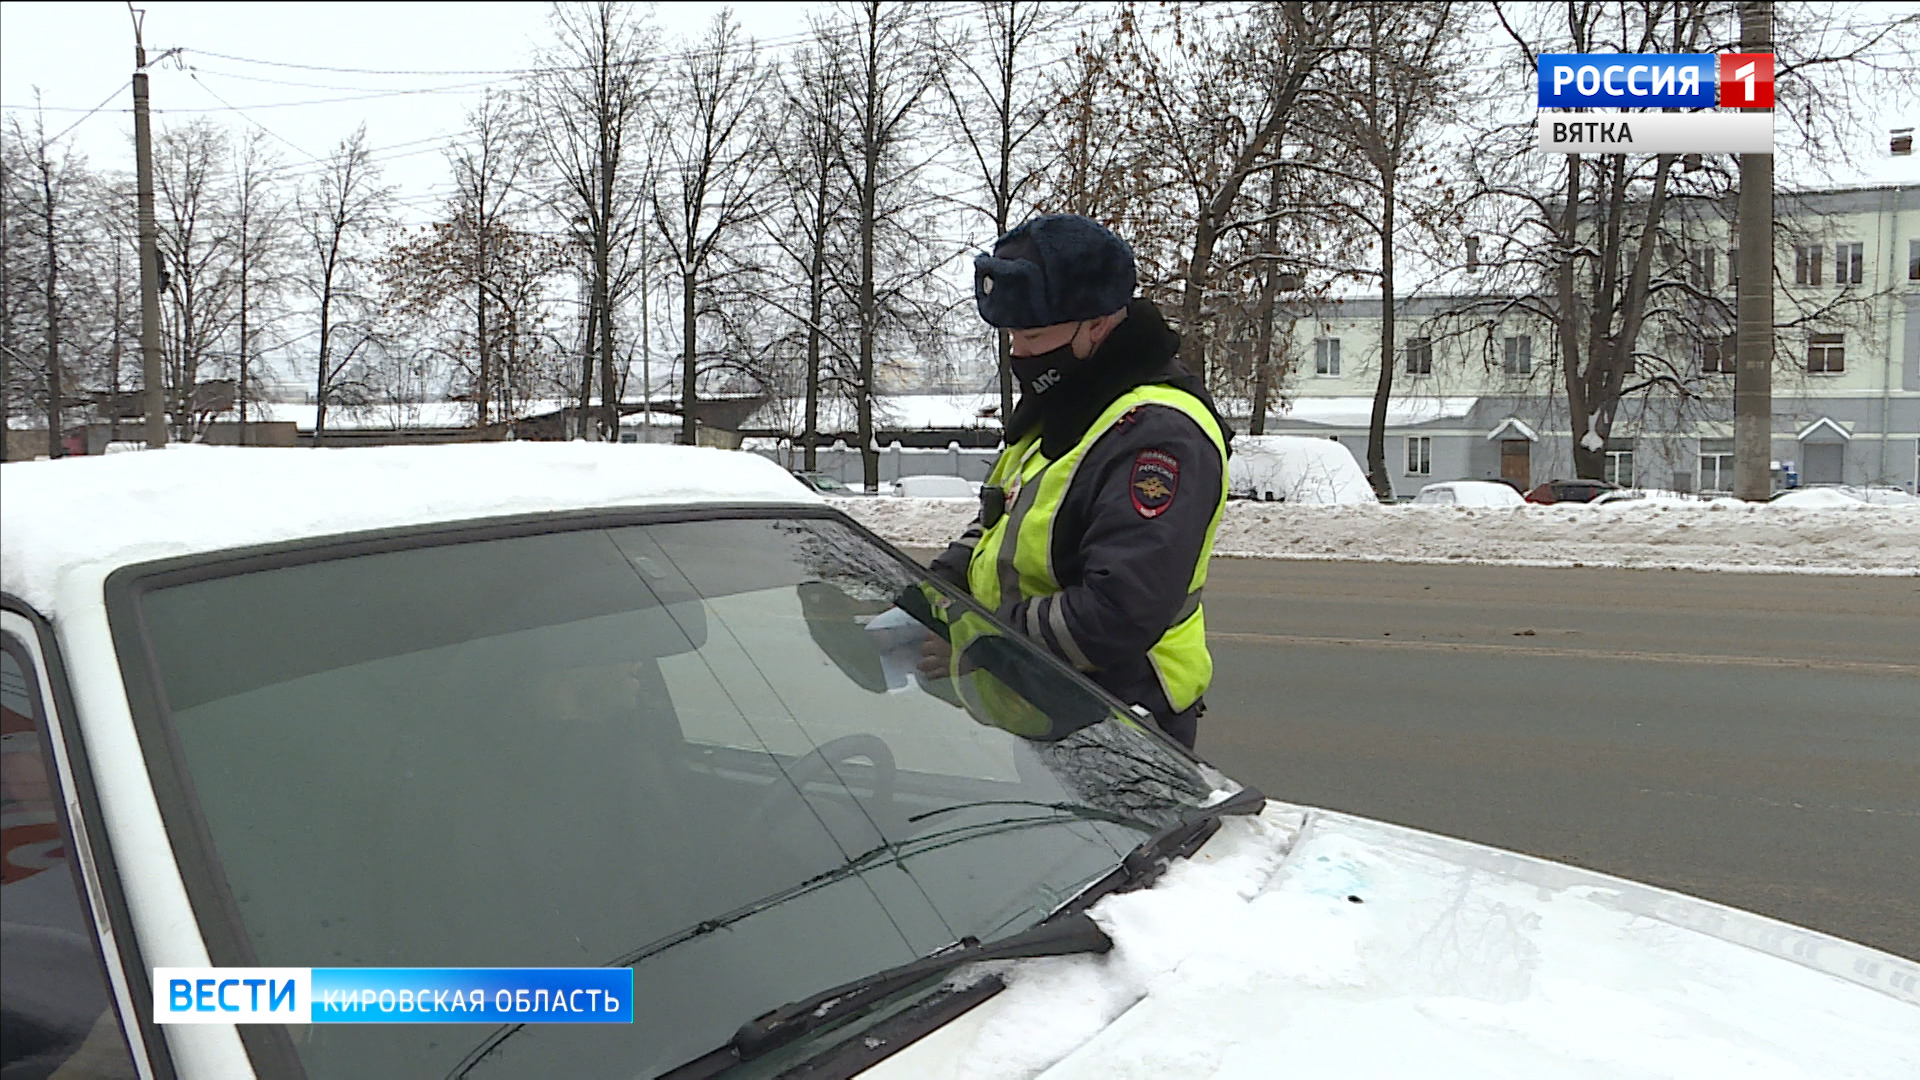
[
  {"x1": 800, "y1": 473, "x2": 848, "y2": 492},
  {"x1": 124, "y1": 512, "x2": 1218, "y2": 1079}
]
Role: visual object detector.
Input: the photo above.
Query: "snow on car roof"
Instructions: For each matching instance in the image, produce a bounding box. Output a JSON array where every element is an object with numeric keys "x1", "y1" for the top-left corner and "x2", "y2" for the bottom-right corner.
[
  {"x1": 1227, "y1": 436, "x2": 1374, "y2": 505},
  {"x1": 0, "y1": 442, "x2": 818, "y2": 616}
]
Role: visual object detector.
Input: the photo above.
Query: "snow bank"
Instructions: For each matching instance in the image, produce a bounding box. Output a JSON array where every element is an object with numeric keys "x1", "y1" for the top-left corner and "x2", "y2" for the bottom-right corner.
[
  {"x1": 831, "y1": 496, "x2": 1920, "y2": 575},
  {"x1": 1, "y1": 443, "x2": 817, "y2": 615}
]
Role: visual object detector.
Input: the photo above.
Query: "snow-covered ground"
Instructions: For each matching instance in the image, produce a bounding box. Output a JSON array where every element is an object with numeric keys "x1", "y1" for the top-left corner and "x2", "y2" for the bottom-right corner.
[{"x1": 832, "y1": 497, "x2": 1920, "y2": 575}]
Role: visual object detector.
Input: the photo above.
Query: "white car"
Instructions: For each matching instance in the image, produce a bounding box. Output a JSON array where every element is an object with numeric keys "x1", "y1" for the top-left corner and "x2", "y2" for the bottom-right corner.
[
  {"x1": 1228, "y1": 435, "x2": 1374, "y2": 504},
  {"x1": 1588, "y1": 487, "x2": 1699, "y2": 506},
  {"x1": 1411, "y1": 480, "x2": 1526, "y2": 507},
  {"x1": 1772, "y1": 484, "x2": 1920, "y2": 508},
  {"x1": 889, "y1": 474, "x2": 976, "y2": 499},
  {"x1": 2, "y1": 444, "x2": 1914, "y2": 1079}
]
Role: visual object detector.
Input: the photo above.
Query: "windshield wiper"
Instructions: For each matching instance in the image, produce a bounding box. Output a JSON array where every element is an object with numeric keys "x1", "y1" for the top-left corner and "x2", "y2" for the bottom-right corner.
[
  {"x1": 1055, "y1": 784, "x2": 1269, "y2": 919},
  {"x1": 658, "y1": 784, "x2": 1268, "y2": 1080},
  {"x1": 447, "y1": 811, "x2": 1140, "y2": 1079},
  {"x1": 661, "y1": 913, "x2": 1113, "y2": 1079}
]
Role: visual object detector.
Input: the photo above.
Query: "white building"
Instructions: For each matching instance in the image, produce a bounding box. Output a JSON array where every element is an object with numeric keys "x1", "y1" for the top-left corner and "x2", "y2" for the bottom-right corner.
[{"x1": 1229, "y1": 182, "x2": 1918, "y2": 495}]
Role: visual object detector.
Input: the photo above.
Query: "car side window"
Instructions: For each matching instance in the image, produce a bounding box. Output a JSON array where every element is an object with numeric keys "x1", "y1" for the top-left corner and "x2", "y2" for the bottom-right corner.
[{"x1": 1, "y1": 638, "x2": 138, "y2": 1078}]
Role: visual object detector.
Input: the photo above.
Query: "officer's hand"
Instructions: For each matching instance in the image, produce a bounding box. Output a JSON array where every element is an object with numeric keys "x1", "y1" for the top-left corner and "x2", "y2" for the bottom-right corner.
[{"x1": 917, "y1": 635, "x2": 953, "y2": 681}]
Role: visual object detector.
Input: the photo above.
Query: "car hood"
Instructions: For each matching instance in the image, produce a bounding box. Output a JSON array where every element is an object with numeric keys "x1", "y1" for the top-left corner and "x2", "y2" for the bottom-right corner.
[{"x1": 865, "y1": 802, "x2": 1920, "y2": 1079}]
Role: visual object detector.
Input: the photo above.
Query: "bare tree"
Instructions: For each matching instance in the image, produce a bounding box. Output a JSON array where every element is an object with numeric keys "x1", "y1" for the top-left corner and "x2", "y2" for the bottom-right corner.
[
  {"x1": 940, "y1": 0, "x2": 1079, "y2": 424},
  {"x1": 1041, "y1": 21, "x2": 1156, "y2": 227},
  {"x1": 298, "y1": 127, "x2": 391, "y2": 445},
  {"x1": 0, "y1": 121, "x2": 14, "y2": 461},
  {"x1": 766, "y1": 40, "x2": 858, "y2": 470},
  {"x1": 1320, "y1": 2, "x2": 1458, "y2": 500},
  {"x1": 232, "y1": 131, "x2": 288, "y2": 442},
  {"x1": 154, "y1": 119, "x2": 242, "y2": 440},
  {"x1": 1111, "y1": 2, "x2": 1344, "y2": 383},
  {"x1": 381, "y1": 94, "x2": 557, "y2": 434},
  {"x1": 452, "y1": 92, "x2": 538, "y2": 429},
  {"x1": 527, "y1": 0, "x2": 656, "y2": 440},
  {"x1": 652, "y1": 10, "x2": 771, "y2": 446},
  {"x1": 1454, "y1": 1, "x2": 1919, "y2": 484},
  {"x1": 3, "y1": 106, "x2": 92, "y2": 458},
  {"x1": 834, "y1": 0, "x2": 945, "y2": 490}
]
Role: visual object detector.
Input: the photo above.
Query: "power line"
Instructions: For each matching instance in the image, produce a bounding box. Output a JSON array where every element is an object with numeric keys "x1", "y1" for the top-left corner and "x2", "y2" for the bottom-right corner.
[
  {"x1": 41, "y1": 81, "x2": 134, "y2": 144},
  {"x1": 184, "y1": 69, "x2": 323, "y2": 163},
  {"x1": 176, "y1": 3, "x2": 980, "y2": 79},
  {"x1": 178, "y1": 65, "x2": 515, "y2": 95},
  {"x1": 153, "y1": 79, "x2": 505, "y2": 113}
]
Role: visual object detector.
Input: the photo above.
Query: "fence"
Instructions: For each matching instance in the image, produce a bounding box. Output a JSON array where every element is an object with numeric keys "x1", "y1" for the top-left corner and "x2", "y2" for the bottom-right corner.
[{"x1": 747, "y1": 440, "x2": 1002, "y2": 486}]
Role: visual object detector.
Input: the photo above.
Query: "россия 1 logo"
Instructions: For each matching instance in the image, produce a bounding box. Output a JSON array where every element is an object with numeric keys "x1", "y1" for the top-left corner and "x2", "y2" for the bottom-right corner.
[
  {"x1": 1534, "y1": 52, "x2": 1773, "y2": 155},
  {"x1": 1718, "y1": 52, "x2": 1775, "y2": 108},
  {"x1": 1537, "y1": 54, "x2": 1718, "y2": 109}
]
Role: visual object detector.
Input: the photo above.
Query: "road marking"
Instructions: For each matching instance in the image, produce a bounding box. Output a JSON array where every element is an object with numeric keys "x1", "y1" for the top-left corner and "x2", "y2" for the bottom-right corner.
[
  {"x1": 1632, "y1": 788, "x2": 1920, "y2": 819},
  {"x1": 1208, "y1": 631, "x2": 1920, "y2": 676}
]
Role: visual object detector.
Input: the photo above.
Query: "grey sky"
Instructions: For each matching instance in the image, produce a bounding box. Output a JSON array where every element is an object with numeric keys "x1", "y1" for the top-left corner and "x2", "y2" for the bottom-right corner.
[
  {"x1": 2, "y1": 1, "x2": 1911, "y2": 220},
  {"x1": 0, "y1": 1, "x2": 820, "y2": 220}
]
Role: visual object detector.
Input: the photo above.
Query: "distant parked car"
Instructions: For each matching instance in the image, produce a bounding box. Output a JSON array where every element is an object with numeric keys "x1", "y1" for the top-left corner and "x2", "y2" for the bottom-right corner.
[
  {"x1": 1589, "y1": 488, "x2": 1696, "y2": 506},
  {"x1": 891, "y1": 474, "x2": 976, "y2": 499},
  {"x1": 1228, "y1": 436, "x2": 1374, "y2": 504},
  {"x1": 1772, "y1": 484, "x2": 1920, "y2": 508},
  {"x1": 1523, "y1": 478, "x2": 1622, "y2": 504},
  {"x1": 1412, "y1": 480, "x2": 1526, "y2": 508},
  {"x1": 791, "y1": 471, "x2": 857, "y2": 495}
]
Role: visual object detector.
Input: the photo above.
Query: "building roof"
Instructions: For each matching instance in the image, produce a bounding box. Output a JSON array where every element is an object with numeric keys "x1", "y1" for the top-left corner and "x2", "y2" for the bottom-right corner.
[
  {"x1": 744, "y1": 393, "x2": 1004, "y2": 435},
  {"x1": 1219, "y1": 396, "x2": 1480, "y2": 428},
  {"x1": 0, "y1": 443, "x2": 817, "y2": 617}
]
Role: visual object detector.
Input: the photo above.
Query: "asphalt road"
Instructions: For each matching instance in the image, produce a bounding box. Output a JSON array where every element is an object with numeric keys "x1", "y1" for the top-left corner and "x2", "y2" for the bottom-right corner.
[
  {"x1": 905, "y1": 549, "x2": 1920, "y2": 960},
  {"x1": 1195, "y1": 559, "x2": 1920, "y2": 961}
]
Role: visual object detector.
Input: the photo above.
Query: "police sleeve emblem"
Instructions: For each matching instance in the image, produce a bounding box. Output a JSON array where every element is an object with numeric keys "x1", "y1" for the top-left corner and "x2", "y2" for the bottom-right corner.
[{"x1": 1130, "y1": 449, "x2": 1179, "y2": 518}]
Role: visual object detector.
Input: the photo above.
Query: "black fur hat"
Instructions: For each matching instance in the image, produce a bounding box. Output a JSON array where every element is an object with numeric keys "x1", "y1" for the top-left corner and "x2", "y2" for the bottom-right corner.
[{"x1": 973, "y1": 214, "x2": 1137, "y2": 329}]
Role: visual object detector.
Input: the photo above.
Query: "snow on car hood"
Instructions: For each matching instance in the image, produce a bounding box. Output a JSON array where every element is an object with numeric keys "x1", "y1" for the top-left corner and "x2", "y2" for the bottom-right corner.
[
  {"x1": 0, "y1": 442, "x2": 818, "y2": 616},
  {"x1": 869, "y1": 803, "x2": 1920, "y2": 1079}
]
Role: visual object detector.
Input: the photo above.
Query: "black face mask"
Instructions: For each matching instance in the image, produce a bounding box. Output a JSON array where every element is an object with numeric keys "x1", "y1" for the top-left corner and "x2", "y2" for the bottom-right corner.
[{"x1": 1011, "y1": 329, "x2": 1090, "y2": 396}]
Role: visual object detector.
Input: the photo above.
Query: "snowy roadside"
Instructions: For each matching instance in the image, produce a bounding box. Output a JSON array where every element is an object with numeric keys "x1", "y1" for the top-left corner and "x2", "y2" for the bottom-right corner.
[{"x1": 830, "y1": 497, "x2": 1920, "y2": 575}]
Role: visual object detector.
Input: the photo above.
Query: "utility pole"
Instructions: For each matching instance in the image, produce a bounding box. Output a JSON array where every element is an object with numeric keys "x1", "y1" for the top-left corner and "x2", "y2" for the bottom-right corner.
[
  {"x1": 1733, "y1": 0, "x2": 1773, "y2": 501},
  {"x1": 130, "y1": 6, "x2": 169, "y2": 448},
  {"x1": 110, "y1": 249, "x2": 124, "y2": 443},
  {"x1": 640, "y1": 169, "x2": 652, "y2": 445},
  {"x1": 40, "y1": 139, "x2": 61, "y2": 460}
]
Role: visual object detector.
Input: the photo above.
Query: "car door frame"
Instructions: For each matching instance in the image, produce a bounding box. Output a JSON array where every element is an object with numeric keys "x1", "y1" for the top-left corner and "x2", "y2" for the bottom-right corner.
[{"x1": 3, "y1": 597, "x2": 175, "y2": 1079}]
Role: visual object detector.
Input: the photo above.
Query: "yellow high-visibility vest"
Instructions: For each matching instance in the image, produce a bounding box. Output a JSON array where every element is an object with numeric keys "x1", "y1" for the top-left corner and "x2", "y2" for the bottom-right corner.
[{"x1": 967, "y1": 385, "x2": 1227, "y2": 712}]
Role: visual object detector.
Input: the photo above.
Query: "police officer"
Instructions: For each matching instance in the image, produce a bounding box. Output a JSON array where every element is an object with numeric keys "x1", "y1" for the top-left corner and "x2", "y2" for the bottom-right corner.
[{"x1": 925, "y1": 214, "x2": 1231, "y2": 750}]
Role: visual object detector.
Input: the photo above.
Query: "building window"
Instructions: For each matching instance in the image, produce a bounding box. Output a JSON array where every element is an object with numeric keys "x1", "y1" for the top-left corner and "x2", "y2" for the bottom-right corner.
[
  {"x1": 1503, "y1": 335, "x2": 1532, "y2": 375},
  {"x1": 1314, "y1": 337, "x2": 1341, "y2": 377},
  {"x1": 1701, "y1": 333, "x2": 1736, "y2": 375},
  {"x1": 1909, "y1": 238, "x2": 1918, "y2": 281},
  {"x1": 1727, "y1": 247, "x2": 1739, "y2": 287},
  {"x1": 1465, "y1": 235, "x2": 1481, "y2": 272},
  {"x1": 1806, "y1": 333, "x2": 1845, "y2": 374},
  {"x1": 1698, "y1": 439, "x2": 1734, "y2": 493},
  {"x1": 1404, "y1": 338, "x2": 1432, "y2": 376},
  {"x1": 1794, "y1": 244, "x2": 1823, "y2": 286},
  {"x1": 1836, "y1": 242, "x2": 1864, "y2": 285},
  {"x1": 1605, "y1": 447, "x2": 1635, "y2": 488},
  {"x1": 1405, "y1": 436, "x2": 1432, "y2": 475}
]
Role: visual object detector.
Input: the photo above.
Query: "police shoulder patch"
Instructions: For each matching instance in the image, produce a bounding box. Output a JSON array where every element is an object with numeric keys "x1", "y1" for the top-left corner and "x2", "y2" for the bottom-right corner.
[{"x1": 1131, "y1": 449, "x2": 1179, "y2": 518}]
